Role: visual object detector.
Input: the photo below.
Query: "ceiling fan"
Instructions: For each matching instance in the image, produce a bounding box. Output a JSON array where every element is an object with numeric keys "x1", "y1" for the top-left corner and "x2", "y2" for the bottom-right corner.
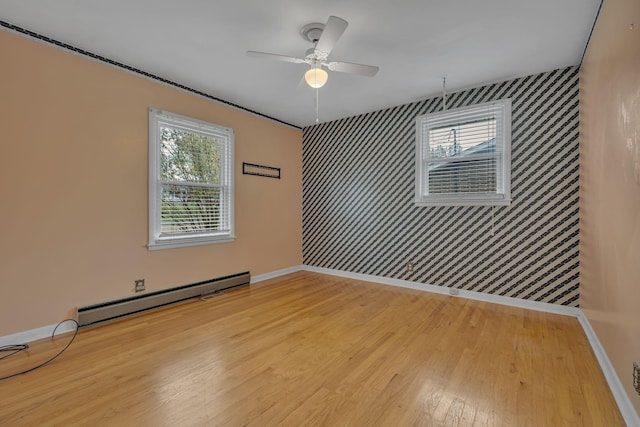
[{"x1": 247, "y1": 16, "x2": 379, "y2": 89}]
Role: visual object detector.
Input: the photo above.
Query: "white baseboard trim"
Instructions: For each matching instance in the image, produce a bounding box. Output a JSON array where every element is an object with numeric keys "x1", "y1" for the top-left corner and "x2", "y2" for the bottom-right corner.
[
  {"x1": 3, "y1": 265, "x2": 637, "y2": 424},
  {"x1": 0, "y1": 267, "x2": 305, "y2": 345},
  {"x1": 0, "y1": 321, "x2": 77, "y2": 348},
  {"x1": 576, "y1": 313, "x2": 640, "y2": 427},
  {"x1": 302, "y1": 264, "x2": 639, "y2": 425},
  {"x1": 251, "y1": 265, "x2": 304, "y2": 284},
  {"x1": 302, "y1": 265, "x2": 580, "y2": 317}
]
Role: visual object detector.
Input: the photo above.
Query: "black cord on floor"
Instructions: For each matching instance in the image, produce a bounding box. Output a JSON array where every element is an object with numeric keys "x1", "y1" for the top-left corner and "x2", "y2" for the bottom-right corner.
[
  {"x1": 0, "y1": 319, "x2": 79, "y2": 381},
  {"x1": 0, "y1": 344, "x2": 30, "y2": 360}
]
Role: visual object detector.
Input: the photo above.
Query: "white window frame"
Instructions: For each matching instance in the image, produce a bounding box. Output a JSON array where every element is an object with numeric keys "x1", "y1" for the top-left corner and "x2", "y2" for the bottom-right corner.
[
  {"x1": 415, "y1": 99, "x2": 512, "y2": 206},
  {"x1": 148, "y1": 108, "x2": 234, "y2": 250}
]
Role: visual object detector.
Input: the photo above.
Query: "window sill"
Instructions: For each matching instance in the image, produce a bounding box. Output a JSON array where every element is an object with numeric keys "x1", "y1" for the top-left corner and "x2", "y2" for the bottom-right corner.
[
  {"x1": 414, "y1": 198, "x2": 511, "y2": 207},
  {"x1": 148, "y1": 235, "x2": 236, "y2": 251}
]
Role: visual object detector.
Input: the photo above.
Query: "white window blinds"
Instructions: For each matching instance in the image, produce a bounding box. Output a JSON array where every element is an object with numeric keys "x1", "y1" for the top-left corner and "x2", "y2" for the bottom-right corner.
[
  {"x1": 149, "y1": 109, "x2": 234, "y2": 250},
  {"x1": 415, "y1": 99, "x2": 511, "y2": 206}
]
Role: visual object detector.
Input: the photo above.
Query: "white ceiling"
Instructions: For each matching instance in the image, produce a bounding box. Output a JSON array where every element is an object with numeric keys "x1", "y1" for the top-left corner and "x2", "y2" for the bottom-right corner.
[{"x1": 0, "y1": 0, "x2": 600, "y2": 128}]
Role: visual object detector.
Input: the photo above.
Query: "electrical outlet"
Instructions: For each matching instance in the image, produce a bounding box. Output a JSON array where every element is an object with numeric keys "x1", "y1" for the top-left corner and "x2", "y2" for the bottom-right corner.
[
  {"x1": 406, "y1": 262, "x2": 414, "y2": 273},
  {"x1": 634, "y1": 362, "x2": 640, "y2": 395},
  {"x1": 134, "y1": 279, "x2": 145, "y2": 293}
]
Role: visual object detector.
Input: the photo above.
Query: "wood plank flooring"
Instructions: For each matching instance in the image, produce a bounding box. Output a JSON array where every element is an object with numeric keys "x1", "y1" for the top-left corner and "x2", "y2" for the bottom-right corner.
[{"x1": 0, "y1": 272, "x2": 625, "y2": 426}]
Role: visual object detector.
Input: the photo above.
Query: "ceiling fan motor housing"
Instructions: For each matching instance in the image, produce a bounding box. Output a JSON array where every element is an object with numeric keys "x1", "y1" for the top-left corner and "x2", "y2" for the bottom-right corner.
[{"x1": 305, "y1": 47, "x2": 327, "y2": 62}]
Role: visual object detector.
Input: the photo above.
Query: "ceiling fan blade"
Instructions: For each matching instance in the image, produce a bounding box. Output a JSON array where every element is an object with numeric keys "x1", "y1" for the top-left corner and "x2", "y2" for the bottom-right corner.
[
  {"x1": 327, "y1": 61, "x2": 379, "y2": 77},
  {"x1": 314, "y1": 16, "x2": 348, "y2": 56},
  {"x1": 246, "y1": 51, "x2": 307, "y2": 64}
]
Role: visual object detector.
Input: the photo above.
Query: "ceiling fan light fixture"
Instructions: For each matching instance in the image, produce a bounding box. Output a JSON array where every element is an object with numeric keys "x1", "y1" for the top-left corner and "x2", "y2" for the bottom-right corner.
[{"x1": 305, "y1": 67, "x2": 328, "y2": 88}]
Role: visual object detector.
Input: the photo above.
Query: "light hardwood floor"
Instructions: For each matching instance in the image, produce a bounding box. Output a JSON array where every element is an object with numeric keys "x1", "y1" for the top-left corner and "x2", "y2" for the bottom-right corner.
[{"x1": 0, "y1": 272, "x2": 625, "y2": 426}]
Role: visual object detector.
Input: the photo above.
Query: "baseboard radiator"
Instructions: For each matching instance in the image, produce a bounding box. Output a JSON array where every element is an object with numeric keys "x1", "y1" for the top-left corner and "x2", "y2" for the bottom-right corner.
[{"x1": 77, "y1": 271, "x2": 250, "y2": 327}]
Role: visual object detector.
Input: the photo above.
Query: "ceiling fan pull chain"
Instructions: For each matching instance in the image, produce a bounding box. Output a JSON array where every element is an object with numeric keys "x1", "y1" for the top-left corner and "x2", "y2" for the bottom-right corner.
[
  {"x1": 442, "y1": 77, "x2": 447, "y2": 111},
  {"x1": 492, "y1": 205, "x2": 496, "y2": 236},
  {"x1": 315, "y1": 87, "x2": 320, "y2": 124}
]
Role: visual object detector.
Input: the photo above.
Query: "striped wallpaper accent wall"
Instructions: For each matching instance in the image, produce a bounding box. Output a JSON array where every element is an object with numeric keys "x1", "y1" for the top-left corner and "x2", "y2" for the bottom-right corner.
[{"x1": 302, "y1": 66, "x2": 580, "y2": 306}]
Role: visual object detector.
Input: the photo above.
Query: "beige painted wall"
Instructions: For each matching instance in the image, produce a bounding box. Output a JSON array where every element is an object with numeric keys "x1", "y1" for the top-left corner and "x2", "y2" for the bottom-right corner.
[
  {"x1": 580, "y1": 0, "x2": 640, "y2": 415},
  {"x1": 0, "y1": 30, "x2": 302, "y2": 336}
]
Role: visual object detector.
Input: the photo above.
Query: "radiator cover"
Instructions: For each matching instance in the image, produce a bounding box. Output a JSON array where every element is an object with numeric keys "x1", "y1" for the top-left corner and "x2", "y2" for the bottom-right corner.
[{"x1": 77, "y1": 271, "x2": 250, "y2": 327}]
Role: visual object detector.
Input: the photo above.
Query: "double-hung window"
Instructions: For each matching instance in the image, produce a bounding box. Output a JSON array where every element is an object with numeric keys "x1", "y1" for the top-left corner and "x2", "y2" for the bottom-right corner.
[
  {"x1": 415, "y1": 99, "x2": 512, "y2": 206},
  {"x1": 148, "y1": 109, "x2": 234, "y2": 250}
]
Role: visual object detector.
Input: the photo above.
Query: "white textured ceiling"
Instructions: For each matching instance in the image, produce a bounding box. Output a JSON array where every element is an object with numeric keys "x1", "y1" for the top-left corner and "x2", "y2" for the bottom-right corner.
[{"x1": 0, "y1": 0, "x2": 600, "y2": 127}]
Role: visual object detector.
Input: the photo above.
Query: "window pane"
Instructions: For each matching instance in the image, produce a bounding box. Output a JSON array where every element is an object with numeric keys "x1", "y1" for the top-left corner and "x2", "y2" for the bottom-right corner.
[
  {"x1": 428, "y1": 158, "x2": 497, "y2": 194},
  {"x1": 161, "y1": 184, "x2": 224, "y2": 234},
  {"x1": 415, "y1": 99, "x2": 510, "y2": 206},
  {"x1": 428, "y1": 118, "x2": 496, "y2": 159},
  {"x1": 160, "y1": 126, "x2": 221, "y2": 184}
]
